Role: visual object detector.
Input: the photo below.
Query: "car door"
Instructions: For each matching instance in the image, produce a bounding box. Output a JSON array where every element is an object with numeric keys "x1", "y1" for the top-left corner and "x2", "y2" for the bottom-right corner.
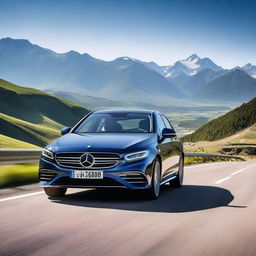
[{"x1": 157, "y1": 114, "x2": 180, "y2": 179}]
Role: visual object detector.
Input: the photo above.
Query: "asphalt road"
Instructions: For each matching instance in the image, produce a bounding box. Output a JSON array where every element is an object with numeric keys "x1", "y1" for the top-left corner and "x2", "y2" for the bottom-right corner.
[{"x1": 1, "y1": 161, "x2": 256, "y2": 256}]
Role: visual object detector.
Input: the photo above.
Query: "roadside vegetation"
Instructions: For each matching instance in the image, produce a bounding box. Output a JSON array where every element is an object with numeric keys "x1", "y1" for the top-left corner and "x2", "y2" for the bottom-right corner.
[
  {"x1": 0, "y1": 163, "x2": 38, "y2": 187},
  {"x1": 184, "y1": 156, "x2": 236, "y2": 166},
  {"x1": 183, "y1": 97, "x2": 256, "y2": 142},
  {"x1": 184, "y1": 123, "x2": 256, "y2": 159},
  {"x1": 0, "y1": 134, "x2": 39, "y2": 149}
]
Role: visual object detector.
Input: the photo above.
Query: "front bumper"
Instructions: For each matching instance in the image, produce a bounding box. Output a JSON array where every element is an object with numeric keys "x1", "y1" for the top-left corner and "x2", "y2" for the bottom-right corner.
[{"x1": 39, "y1": 156, "x2": 154, "y2": 189}]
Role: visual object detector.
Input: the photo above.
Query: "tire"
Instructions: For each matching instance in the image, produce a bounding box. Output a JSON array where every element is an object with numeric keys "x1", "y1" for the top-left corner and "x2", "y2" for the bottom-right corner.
[
  {"x1": 145, "y1": 159, "x2": 161, "y2": 200},
  {"x1": 170, "y1": 155, "x2": 184, "y2": 188},
  {"x1": 44, "y1": 187, "x2": 67, "y2": 197}
]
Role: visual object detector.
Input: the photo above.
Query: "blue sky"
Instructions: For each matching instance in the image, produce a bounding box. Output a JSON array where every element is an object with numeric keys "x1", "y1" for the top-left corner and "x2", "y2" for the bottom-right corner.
[{"x1": 0, "y1": 0, "x2": 255, "y2": 68}]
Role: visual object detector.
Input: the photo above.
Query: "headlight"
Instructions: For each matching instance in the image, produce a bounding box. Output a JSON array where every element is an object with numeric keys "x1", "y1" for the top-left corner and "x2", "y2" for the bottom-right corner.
[
  {"x1": 124, "y1": 150, "x2": 149, "y2": 162},
  {"x1": 42, "y1": 148, "x2": 54, "y2": 160}
]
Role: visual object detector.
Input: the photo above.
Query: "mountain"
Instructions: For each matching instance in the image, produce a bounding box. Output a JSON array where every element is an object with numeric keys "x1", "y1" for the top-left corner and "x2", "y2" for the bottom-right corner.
[
  {"x1": 195, "y1": 69, "x2": 256, "y2": 102},
  {"x1": 183, "y1": 96, "x2": 256, "y2": 142},
  {"x1": 0, "y1": 78, "x2": 89, "y2": 147},
  {"x1": 235, "y1": 63, "x2": 256, "y2": 78},
  {"x1": 2, "y1": 37, "x2": 255, "y2": 105},
  {"x1": 168, "y1": 69, "x2": 228, "y2": 96},
  {"x1": 164, "y1": 54, "x2": 223, "y2": 79},
  {"x1": 141, "y1": 54, "x2": 226, "y2": 95},
  {"x1": 139, "y1": 61, "x2": 167, "y2": 76},
  {"x1": 0, "y1": 38, "x2": 184, "y2": 104},
  {"x1": 141, "y1": 54, "x2": 223, "y2": 79}
]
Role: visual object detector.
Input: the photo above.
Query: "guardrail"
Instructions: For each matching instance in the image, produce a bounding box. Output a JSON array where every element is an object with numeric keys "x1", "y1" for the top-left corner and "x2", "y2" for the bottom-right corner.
[
  {"x1": 0, "y1": 149, "x2": 245, "y2": 165},
  {"x1": 0, "y1": 149, "x2": 42, "y2": 165}
]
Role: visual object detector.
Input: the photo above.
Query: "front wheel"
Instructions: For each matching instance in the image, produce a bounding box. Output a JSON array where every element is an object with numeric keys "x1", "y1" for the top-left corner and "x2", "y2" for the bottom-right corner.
[
  {"x1": 170, "y1": 155, "x2": 184, "y2": 188},
  {"x1": 145, "y1": 159, "x2": 161, "y2": 200},
  {"x1": 44, "y1": 187, "x2": 67, "y2": 197}
]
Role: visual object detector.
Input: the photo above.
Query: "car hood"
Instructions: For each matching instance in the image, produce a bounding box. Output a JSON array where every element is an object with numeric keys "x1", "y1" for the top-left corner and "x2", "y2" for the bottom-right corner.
[{"x1": 48, "y1": 133, "x2": 156, "y2": 154}]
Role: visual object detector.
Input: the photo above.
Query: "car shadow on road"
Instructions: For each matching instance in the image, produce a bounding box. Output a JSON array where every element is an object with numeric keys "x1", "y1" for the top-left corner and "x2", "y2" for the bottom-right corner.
[{"x1": 50, "y1": 185, "x2": 235, "y2": 213}]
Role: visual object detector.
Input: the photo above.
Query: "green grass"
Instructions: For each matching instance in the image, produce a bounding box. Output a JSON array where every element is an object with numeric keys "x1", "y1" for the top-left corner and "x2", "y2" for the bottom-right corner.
[
  {"x1": 0, "y1": 78, "x2": 90, "y2": 147},
  {"x1": 0, "y1": 134, "x2": 40, "y2": 149},
  {"x1": 0, "y1": 113, "x2": 61, "y2": 147},
  {"x1": 184, "y1": 97, "x2": 256, "y2": 142},
  {"x1": 0, "y1": 163, "x2": 39, "y2": 187},
  {"x1": 0, "y1": 114, "x2": 61, "y2": 147},
  {"x1": 184, "y1": 156, "x2": 235, "y2": 165}
]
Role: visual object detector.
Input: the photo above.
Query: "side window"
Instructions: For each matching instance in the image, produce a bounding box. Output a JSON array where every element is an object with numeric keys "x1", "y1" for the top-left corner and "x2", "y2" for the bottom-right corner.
[
  {"x1": 156, "y1": 114, "x2": 166, "y2": 135},
  {"x1": 161, "y1": 115, "x2": 175, "y2": 131}
]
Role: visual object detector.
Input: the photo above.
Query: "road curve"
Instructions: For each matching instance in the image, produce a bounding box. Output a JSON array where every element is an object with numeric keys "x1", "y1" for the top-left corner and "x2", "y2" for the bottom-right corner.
[{"x1": 1, "y1": 161, "x2": 256, "y2": 256}]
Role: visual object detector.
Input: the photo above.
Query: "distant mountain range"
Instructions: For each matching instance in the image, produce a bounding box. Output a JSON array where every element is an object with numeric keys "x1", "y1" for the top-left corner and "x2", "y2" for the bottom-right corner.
[
  {"x1": 143, "y1": 53, "x2": 256, "y2": 80},
  {"x1": 0, "y1": 37, "x2": 256, "y2": 104},
  {"x1": 0, "y1": 38, "x2": 183, "y2": 105},
  {"x1": 195, "y1": 69, "x2": 256, "y2": 102}
]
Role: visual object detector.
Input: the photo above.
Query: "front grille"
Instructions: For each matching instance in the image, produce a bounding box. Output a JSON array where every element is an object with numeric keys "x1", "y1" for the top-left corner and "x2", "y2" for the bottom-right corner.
[
  {"x1": 52, "y1": 177, "x2": 124, "y2": 187},
  {"x1": 39, "y1": 170, "x2": 57, "y2": 182},
  {"x1": 55, "y1": 152, "x2": 121, "y2": 169},
  {"x1": 118, "y1": 172, "x2": 148, "y2": 187}
]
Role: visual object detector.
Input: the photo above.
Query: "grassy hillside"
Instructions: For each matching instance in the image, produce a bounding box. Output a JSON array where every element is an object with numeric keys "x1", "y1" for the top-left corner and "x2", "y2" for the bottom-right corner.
[
  {"x1": 0, "y1": 134, "x2": 39, "y2": 149},
  {"x1": 184, "y1": 123, "x2": 256, "y2": 158},
  {"x1": 183, "y1": 97, "x2": 256, "y2": 142},
  {"x1": 0, "y1": 79, "x2": 90, "y2": 147}
]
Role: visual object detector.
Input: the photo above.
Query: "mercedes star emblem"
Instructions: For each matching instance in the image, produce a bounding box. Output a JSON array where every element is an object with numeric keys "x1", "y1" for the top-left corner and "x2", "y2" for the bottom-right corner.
[{"x1": 80, "y1": 153, "x2": 94, "y2": 168}]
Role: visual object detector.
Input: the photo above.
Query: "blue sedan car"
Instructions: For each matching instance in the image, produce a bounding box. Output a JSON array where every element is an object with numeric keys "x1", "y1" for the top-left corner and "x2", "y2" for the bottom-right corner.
[{"x1": 39, "y1": 109, "x2": 184, "y2": 199}]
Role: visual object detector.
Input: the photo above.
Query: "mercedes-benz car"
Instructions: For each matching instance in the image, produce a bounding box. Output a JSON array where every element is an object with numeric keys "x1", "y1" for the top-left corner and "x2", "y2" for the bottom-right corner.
[{"x1": 39, "y1": 109, "x2": 184, "y2": 199}]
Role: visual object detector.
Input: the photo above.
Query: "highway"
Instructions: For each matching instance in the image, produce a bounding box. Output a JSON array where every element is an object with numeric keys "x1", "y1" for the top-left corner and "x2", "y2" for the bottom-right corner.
[{"x1": 1, "y1": 161, "x2": 256, "y2": 256}]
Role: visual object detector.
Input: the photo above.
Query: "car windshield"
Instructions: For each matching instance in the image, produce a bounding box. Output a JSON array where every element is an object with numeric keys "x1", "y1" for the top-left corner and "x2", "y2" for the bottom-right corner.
[{"x1": 74, "y1": 113, "x2": 152, "y2": 133}]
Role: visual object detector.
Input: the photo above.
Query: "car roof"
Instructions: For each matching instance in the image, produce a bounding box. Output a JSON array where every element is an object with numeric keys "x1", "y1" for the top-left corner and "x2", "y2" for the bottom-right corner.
[{"x1": 93, "y1": 109, "x2": 156, "y2": 115}]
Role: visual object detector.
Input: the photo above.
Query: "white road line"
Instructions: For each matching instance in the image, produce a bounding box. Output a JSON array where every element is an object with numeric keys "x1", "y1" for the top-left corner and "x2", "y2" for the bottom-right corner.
[
  {"x1": 231, "y1": 165, "x2": 253, "y2": 176},
  {"x1": 215, "y1": 163, "x2": 256, "y2": 184},
  {"x1": 0, "y1": 191, "x2": 44, "y2": 203},
  {"x1": 215, "y1": 177, "x2": 231, "y2": 184}
]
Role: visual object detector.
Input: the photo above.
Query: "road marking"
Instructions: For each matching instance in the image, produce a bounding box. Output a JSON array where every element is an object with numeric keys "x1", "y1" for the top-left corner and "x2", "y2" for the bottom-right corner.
[
  {"x1": 215, "y1": 177, "x2": 231, "y2": 184},
  {"x1": 231, "y1": 166, "x2": 253, "y2": 176},
  {"x1": 215, "y1": 163, "x2": 256, "y2": 184},
  {"x1": 0, "y1": 191, "x2": 44, "y2": 203}
]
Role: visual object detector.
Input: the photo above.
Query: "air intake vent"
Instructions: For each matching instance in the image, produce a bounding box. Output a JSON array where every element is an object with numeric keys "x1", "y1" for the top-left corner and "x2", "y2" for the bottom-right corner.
[
  {"x1": 39, "y1": 170, "x2": 57, "y2": 182},
  {"x1": 118, "y1": 172, "x2": 147, "y2": 187},
  {"x1": 55, "y1": 152, "x2": 121, "y2": 170}
]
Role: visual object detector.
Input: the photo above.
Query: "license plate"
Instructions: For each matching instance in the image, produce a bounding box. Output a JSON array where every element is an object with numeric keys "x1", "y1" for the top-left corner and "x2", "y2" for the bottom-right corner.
[{"x1": 72, "y1": 170, "x2": 103, "y2": 179}]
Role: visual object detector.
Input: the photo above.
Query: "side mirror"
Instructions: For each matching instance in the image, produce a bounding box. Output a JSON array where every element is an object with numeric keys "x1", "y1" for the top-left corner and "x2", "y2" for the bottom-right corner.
[
  {"x1": 162, "y1": 128, "x2": 176, "y2": 138},
  {"x1": 61, "y1": 127, "x2": 71, "y2": 135}
]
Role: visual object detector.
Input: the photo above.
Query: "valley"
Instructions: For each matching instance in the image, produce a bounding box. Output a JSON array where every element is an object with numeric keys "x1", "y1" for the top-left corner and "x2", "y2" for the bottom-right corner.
[{"x1": 0, "y1": 37, "x2": 255, "y2": 154}]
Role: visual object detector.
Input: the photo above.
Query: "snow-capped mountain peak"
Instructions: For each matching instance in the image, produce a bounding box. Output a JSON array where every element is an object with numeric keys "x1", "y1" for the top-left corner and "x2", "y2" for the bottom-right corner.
[
  {"x1": 163, "y1": 54, "x2": 222, "y2": 78},
  {"x1": 186, "y1": 53, "x2": 200, "y2": 62},
  {"x1": 236, "y1": 63, "x2": 256, "y2": 79}
]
